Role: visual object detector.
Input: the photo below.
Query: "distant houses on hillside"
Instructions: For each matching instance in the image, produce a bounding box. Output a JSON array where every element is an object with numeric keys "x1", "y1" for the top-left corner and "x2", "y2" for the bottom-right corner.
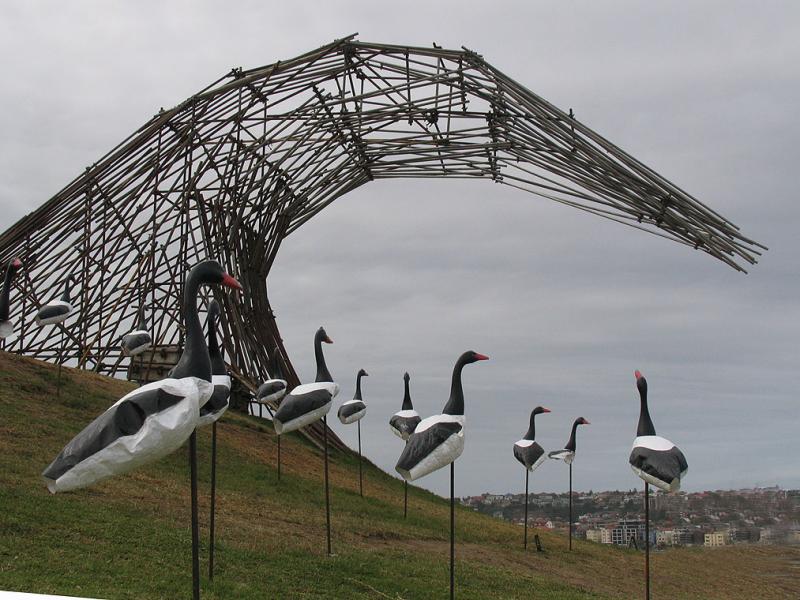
[{"x1": 461, "y1": 486, "x2": 800, "y2": 548}]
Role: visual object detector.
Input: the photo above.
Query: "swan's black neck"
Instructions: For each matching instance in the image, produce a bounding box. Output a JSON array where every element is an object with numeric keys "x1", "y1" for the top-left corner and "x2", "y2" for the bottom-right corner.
[
  {"x1": 0, "y1": 263, "x2": 16, "y2": 320},
  {"x1": 637, "y1": 379, "x2": 656, "y2": 436},
  {"x1": 207, "y1": 307, "x2": 226, "y2": 377},
  {"x1": 170, "y1": 270, "x2": 211, "y2": 382},
  {"x1": 523, "y1": 410, "x2": 539, "y2": 441},
  {"x1": 60, "y1": 278, "x2": 72, "y2": 304},
  {"x1": 401, "y1": 374, "x2": 413, "y2": 410},
  {"x1": 354, "y1": 371, "x2": 365, "y2": 400},
  {"x1": 136, "y1": 305, "x2": 146, "y2": 331},
  {"x1": 314, "y1": 329, "x2": 332, "y2": 383},
  {"x1": 565, "y1": 419, "x2": 581, "y2": 451},
  {"x1": 270, "y1": 347, "x2": 285, "y2": 380},
  {"x1": 442, "y1": 355, "x2": 469, "y2": 416}
]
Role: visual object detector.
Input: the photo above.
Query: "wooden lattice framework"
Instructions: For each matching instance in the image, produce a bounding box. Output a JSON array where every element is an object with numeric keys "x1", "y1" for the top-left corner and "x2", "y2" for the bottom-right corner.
[{"x1": 0, "y1": 36, "x2": 764, "y2": 446}]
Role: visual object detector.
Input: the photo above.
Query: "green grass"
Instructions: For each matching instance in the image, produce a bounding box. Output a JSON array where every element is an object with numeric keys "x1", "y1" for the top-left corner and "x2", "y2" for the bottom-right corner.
[{"x1": 0, "y1": 352, "x2": 796, "y2": 599}]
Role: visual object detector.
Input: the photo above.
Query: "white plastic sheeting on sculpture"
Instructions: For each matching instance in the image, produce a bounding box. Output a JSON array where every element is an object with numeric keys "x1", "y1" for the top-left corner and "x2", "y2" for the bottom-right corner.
[
  {"x1": 273, "y1": 381, "x2": 338, "y2": 434},
  {"x1": 43, "y1": 377, "x2": 211, "y2": 493}
]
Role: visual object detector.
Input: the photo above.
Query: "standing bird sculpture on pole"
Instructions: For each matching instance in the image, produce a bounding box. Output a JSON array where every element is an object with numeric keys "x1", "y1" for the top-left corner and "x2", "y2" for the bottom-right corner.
[
  {"x1": 629, "y1": 370, "x2": 688, "y2": 600},
  {"x1": 35, "y1": 274, "x2": 76, "y2": 398},
  {"x1": 338, "y1": 368, "x2": 368, "y2": 496},
  {"x1": 257, "y1": 348, "x2": 288, "y2": 479},
  {"x1": 0, "y1": 258, "x2": 22, "y2": 340},
  {"x1": 120, "y1": 302, "x2": 152, "y2": 357},
  {"x1": 390, "y1": 372, "x2": 421, "y2": 517},
  {"x1": 42, "y1": 260, "x2": 242, "y2": 600},
  {"x1": 273, "y1": 326, "x2": 338, "y2": 555},
  {"x1": 396, "y1": 351, "x2": 488, "y2": 600},
  {"x1": 513, "y1": 406, "x2": 551, "y2": 550},
  {"x1": 549, "y1": 417, "x2": 590, "y2": 550}
]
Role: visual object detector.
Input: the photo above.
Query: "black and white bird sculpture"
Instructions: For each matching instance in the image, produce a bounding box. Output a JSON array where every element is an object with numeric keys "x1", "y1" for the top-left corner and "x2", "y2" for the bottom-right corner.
[
  {"x1": 390, "y1": 372, "x2": 421, "y2": 441},
  {"x1": 273, "y1": 327, "x2": 338, "y2": 433},
  {"x1": 0, "y1": 257, "x2": 22, "y2": 339},
  {"x1": 629, "y1": 371, "x2": 688, "y2": 492},
  {"x1": 200, "y1": 299, "x2": 230, "y2": 581},
  {"x1": 513, "y1": 406, "x2": 550, "y2": 550},
  {"x1": 396, "y1": 351, "x2": 488, "y2": 480},
  {"x1": 630, "y1": 370, "x2": 687, "y2": 600},
  {"x1": 549, "y1": 417, "x2": 590, "y2": 465},
  {"x1": 35, "y1": 275, "x2": 75, "y2": 326},
  {"x1": 257, "y1": 348, "x2": 288, "y2": 405},
  {"x1": 338, "y1": 368, "x2": 368, "y2": 425},
  {"x1": 513, "y1": 406, "x2": 551, "y2": 471},
  {"x1": 273, "y1": 326, "x2": 338, "y2": 555},
  {"x1": 395, "y1": 350, "x2": 488, "y2": 600},
  {"x1": 42, "y1": 262, "x2": 241, "y2": 492},
  {"x1": 339, "y1": 368, "x2": 368, "y2": 496},
  {"x1": 390, "y1": 372, "x2": 421, "y2": 518},
  {"x1": 43, "y1": 260, "x2": 241, "y2": 600},
  {"x1": 549, "y1": 417, "x2": 590, "y2": 550},
  {"x1": 120, "y1": 304, "x2": 152, "y2": 357}
]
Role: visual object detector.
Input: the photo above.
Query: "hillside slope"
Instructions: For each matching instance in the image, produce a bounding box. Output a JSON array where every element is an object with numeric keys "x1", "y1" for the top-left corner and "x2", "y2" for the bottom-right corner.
[{"x1": 0, "y1": 352, "x2": 795, "y2": 599}]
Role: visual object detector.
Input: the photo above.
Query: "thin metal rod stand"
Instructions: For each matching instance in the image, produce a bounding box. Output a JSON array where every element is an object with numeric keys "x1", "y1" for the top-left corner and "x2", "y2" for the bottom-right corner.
[
  {"x1": 209, "y1": 422, "x2": 218, "y2": 580},
  {"x1": 357, "y1": 420, "x2": 363, "y2": 497},
  {"x1": 450, "y1": 461, "x2": 455, "y2": 600},
  {"x1": 524, "y1": 469, "x2": 529, "y2": 550},
  {"x1": 645, "y1": 482, "x2": 650, "y2": 600},
  {"x1": 404, "y1": 480, "x2": 408, "y2": 518},
  {"x1": 569, "y1": 463, "x2": 573, "y2": 551},
  {"x1": 277, "y1": 432, "x2": 281, "y2": 481},
  {"x1": 189, "y1": 431, "x2": 200, "y2": 600},
  {"x1": 56, "y1": 328, "x2": 64, "y2": 399},
  {"x1": 324, "y1": 415, "x2": 332, "y2": 556}
]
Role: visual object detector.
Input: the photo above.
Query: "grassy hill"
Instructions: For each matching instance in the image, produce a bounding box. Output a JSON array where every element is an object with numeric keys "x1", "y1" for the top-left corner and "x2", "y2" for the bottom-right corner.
[{"x1": 0, "y1": 351, "x2": 796, "y2": 599}]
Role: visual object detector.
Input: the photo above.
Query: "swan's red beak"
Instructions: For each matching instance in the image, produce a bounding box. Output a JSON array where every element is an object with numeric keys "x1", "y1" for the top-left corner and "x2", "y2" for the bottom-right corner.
[
  {"x1": 222, "y1": 273, "x2": 242, "y2": 291},
  {"x1": 474, "y1": 353, "x2": 489, "y2": 361},
  {"x1": 541, "y1": 407, "x2": 551, "y2": 413},
  {"x1": 11, "y1": 258, "x2": 22, "y2": 269},
  {"x1": 584, "y1": 419, "x2": 591, "y2": 424},
  {"x1": 324, "y1": 336, "x2": 333, "y2": 344},
  {"x1": 634, "y1": 370, "x2": 642, "y2": 380}
]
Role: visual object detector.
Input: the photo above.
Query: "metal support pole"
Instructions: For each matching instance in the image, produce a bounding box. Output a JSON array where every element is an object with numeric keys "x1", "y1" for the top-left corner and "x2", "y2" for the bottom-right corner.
[
  {"x1": 277, "y1": 433, "x2": 281, "y2": 481},
  {"x1": 524, "y1": 469, "x2": 529, "y2": 550},
  {"x1": 209, "y1": 421, "x2": 218, "y2": 580},
  {"x1": 324, "y1": 415, "x2": 332, "y2": 556},
  {"x1": 569, "y1": 463, "x2": 573, "y2": 551},
  {"x1": 645, "y1": 482, "x2": 650, "y2": 600},
  {"x1": 189, "y1": 431, "x2": 200, "y2": 600},
  {"x1": 56, "y1": 328, "x2": 64, "y2": 399},
  {"x1": 450, "y1": 461, "x2": 455, "y2": 600},
  {"x1": 357, "y1": 420, "x2": 363, "y2": 497},
  {"x1": 404, "y1": 480, "x2": 408, "y2": 518}
]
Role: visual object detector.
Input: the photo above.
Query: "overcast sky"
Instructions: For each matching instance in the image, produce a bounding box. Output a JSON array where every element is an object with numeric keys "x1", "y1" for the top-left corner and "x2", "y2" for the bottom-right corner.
[{"x1": 1, "y1": 1, "x2": 798, "y2": 498}]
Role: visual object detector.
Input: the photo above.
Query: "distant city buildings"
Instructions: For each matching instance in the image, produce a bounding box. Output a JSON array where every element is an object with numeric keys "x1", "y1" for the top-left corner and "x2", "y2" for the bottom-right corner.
[{"x1": 460, "y1": 486, "x2": 800, "y2": 548}]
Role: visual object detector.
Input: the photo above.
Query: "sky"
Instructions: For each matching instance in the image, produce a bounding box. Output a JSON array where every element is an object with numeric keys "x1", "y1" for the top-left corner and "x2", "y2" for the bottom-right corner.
[{"x1": 1, "y1": 1, "x2": 798, "y2": 498}]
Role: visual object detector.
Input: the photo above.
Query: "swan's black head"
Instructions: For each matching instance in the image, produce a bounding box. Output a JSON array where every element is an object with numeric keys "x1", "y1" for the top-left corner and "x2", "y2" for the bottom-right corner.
[
  {"x1": 358, "y1": 368, "x2": 368, "y2": 377},
  {"x1": 635, "y1": 370, "x2": 647, "y2": 396},
  {"x1": 461, "y1": 350, "x2": 490, "y2": 364},
  {"x1": 7, "y1": 258, "x2": 22, "y2": 274},
  {"x1": 192, "y1": 260, "x2": 242, "y2": 290},
  {"x1": 316, "y1": 326, "x2": 333, "y2": 344},
  {"x1": 533, "y1": 406, "x2": 551, "y2": 416},
  {"x1": 403, "y1": 372, "x2": 410, "y2": 382},
  {"x1": 576, "y1": 417, "x2": 590, "y2": 426}
]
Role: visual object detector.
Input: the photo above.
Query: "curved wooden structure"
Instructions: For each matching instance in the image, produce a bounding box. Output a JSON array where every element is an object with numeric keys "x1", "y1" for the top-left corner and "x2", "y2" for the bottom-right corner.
[{"x1": 0, "y1": 36, "x2": 764, "y2": 446}]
